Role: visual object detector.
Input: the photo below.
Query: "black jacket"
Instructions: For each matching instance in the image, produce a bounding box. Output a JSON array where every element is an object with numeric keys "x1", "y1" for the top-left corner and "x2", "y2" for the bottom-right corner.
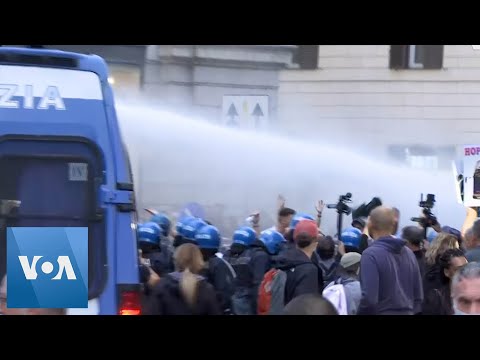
[
  {"x1": 413, "y1": 249, "x2": 426, "y2": 279},
  {"x1": 203, "y1": 256, "x2": 236, "y2": 314},
  {"x1": 273, "y1": 248, "x2": 322, "y2": 305},
  {"x1": 142, "y1": 245, "x2": 175, "y2": 277},
  {"x1": 224, "y1": 243, "x2": 251, "y2": 288},
  {"x1": 144, "y1": 272, "x2": 222, "y2": 315},
  {"x1": 423, "y1": 262, "x2": 442, "y2": 296},
  {"x1": 422, "y1": 284, "x2": 453, "y2": 315}
]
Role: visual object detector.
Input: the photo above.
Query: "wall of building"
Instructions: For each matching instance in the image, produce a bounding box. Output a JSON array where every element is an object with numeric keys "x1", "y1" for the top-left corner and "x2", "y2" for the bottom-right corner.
[
  {"x1": 278, "y1": 45, "x2": 480, "y2": 160},
  {"x1": 143, "y1": 45, "x2": 295, "y2": 124}
]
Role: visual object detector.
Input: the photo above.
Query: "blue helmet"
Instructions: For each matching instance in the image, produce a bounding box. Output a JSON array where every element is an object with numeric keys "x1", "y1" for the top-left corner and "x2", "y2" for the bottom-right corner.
[
  {"x1": 290, "y1": 213, "x2": 315, "y2": 230},
  {"x1": 150, "y1": 213, "x2": 171, "y2": 237},
  {"x1": 176, "y1": 215, "x2": 195, "y2": 237},
  {"x1": 233, "y1": 226, "x2": 257, "y2": 246},
  {"x1": 195, "y1": 225, "x2": 221, "y2": 249},
  {"x1": 340, "y1": 227, "x2": 362, "y2": 249},
  {"x1": 259, "y1": 229, "x2": 286, "y2": 255},
  {"x1": 183, "y1": 218, "x2": 207, "y2": 241},
  {"x1": 137, "y1": 222, "x2": 161, "y2": 246}
]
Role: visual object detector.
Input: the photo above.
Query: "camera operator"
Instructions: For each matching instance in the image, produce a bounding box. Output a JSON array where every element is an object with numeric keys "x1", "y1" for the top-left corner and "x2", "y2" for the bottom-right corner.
[{"x1": 351, "y1": 198, "x2": 383, "y2": 254}]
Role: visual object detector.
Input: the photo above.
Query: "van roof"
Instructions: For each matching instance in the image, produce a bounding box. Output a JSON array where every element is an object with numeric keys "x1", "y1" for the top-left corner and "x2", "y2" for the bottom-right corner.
[{"x1": 0, "y1": 47, "x2": 109, "y2": 80}]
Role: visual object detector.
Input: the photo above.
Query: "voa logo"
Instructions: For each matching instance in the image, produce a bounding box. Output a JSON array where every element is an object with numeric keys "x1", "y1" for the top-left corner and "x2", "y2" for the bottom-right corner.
[{"x1": 18, "y1": 255, "x2": 77, "y2": 280}]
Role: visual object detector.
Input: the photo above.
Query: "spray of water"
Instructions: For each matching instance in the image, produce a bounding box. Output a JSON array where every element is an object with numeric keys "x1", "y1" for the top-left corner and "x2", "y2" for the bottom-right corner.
[{"x1": 117, "y1": 102, "x2": 466, "y2": 237}]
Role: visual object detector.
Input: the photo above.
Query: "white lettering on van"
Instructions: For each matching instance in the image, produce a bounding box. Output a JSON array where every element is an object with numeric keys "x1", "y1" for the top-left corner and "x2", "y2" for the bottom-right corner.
[
  {"x1": 24, "y1": 85, "x2": 34, "y2": 109},
  {"x1": 0, "y1": 84, "x2": 66, "y2": 110},
  {"x1": 37, "y1": 86, "x2": 65, "y2": 110},
  {"x1": 0, "y1": 85, "x2": 19, "y2": 108}
]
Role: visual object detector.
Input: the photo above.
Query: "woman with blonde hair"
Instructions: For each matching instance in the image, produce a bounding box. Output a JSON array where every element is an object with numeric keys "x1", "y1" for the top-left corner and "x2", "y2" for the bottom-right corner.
[
  {"x1": 145, "y1": 243, "x2": 221, "y2": 315},
  {"x1": 423, "y1": 233, "x2": 459, "y2": 295}
]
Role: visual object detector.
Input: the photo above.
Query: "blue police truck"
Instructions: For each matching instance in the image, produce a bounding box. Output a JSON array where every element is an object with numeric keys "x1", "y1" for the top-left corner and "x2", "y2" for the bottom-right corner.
[{"x1": 0, "y1": 47, "x2": 141, "y2": 315}]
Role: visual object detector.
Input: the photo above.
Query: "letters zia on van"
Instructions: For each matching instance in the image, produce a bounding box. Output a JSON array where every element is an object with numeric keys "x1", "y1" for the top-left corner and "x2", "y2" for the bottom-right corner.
[{"x1": 0, "y1": 85, "x2": 65, "y2": 110}]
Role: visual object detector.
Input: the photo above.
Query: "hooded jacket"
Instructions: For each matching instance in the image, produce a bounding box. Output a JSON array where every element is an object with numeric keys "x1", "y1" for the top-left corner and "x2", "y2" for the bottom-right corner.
[
  {"x1": 144, "y1": 272, "x2": 221, "y2": 315},
  {"x1": 273, "y1": 247, "x2": 323, "y2": 305},
  {"x1": 358, "y1": 236, "x2": 423, "y2": 315}
]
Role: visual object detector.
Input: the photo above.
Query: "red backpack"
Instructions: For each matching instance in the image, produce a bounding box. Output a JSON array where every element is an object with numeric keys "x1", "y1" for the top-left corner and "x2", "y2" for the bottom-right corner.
[{"x1": 257, "y1": 268, "x2": 288, "y2": 315}]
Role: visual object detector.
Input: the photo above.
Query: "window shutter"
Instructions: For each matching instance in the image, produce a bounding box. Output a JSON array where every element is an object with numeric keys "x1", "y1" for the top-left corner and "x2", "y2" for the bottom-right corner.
[
  {"x1": 295, "y1": 45, "x2": 319, "y2": 70},
  {"x1": 389, "y1": 45, "x2": 408, "y2": 69},
  {"x1": 423, "y1": 45, "x2": 444, "y2": 69}
]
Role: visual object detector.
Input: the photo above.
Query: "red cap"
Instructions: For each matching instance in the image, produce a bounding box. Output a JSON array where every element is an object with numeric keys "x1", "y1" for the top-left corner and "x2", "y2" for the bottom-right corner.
[{"x1": 294, "y1": 219, "x2": 318, "y2": 241}]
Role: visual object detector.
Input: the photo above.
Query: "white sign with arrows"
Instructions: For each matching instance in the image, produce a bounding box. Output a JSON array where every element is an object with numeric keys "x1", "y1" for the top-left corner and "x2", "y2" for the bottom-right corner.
[{"x1": 222, "y1": 95, "x2": 269, "y2": 130}]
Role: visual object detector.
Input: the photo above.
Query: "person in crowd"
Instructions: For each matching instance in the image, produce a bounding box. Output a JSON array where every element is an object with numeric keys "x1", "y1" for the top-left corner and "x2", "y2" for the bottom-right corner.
[
  {"x1": 358, "y1": 207, "x2": 423, "y2": 315},
  {"x1": 137, "y1": 222, "x2": 174, "y2": 277},
  {"x1": 335, "y1": 252, "x2": 362, "y2": 315},
  {"x1": 424, "y1": 233, "x2": 459, "y2": 295},
  {"x1": 442, "y1": 226, "x2": 464, "y2": 250},
  {"x1": 340, "y1": 226, "x2": 362, "y2": 254},
  {"x1": 464, "y1": 227, "x2": 474, "y2": 251},
  {"x1": 145, "y1": 243, "x2": 221, "y2": 315},
  {"x1": 224, "y1": 226, "x2": 257, "y2": 315},
  {"x1": 315, "y1": 235, "x2": 340, "y2": 288},
  {"x1": 195, "y1": 224, "x2": 236, "y2": 315},
  {"x1": 148, "y1": 211, "x2": 174, "y2": 251},
  {"x1": 451, "y1": 261, "x2": 480, "y2": 315},
  {"x1": 272, "y1": 207, "x2": 296, "y2": 237},
  {"x1": 274, "y1": 219, "x2": 322, "y2": 304},
  {"x1": 247, "y1": 228, "x2": 280, "y2": 312},
  {"x1": 173, "y1": 215, "x2": 195, "y2": 248},
  {"x1": 285, "y1": 213, "x2": 315, "y2": 247},
  {"x1": 315, "y1": 200, "x2": 325, "y2": 229},
  {"x1": 422, "y1": 248, "x2": 467, "y2": 315},
  {"x1": 402, "y1": 226, "x2": 427, "y2": 278},
  {"x1": 283, "y1": 294, "x2": 338, "y2": 315},
  {"x1": 465, "y1": 220, "x2": 480, "y2": 263}
]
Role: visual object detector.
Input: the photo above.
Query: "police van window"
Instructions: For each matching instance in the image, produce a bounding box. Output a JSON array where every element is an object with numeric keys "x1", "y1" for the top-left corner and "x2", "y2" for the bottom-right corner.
[{"x1": 0, "y1": 151, "x2": 105, "y2": 298}]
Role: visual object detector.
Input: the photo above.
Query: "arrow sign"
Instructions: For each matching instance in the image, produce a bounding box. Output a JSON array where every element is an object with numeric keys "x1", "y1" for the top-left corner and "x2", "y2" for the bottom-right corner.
[
  {"x1": 251, "y1": 103, "x2": 264, "y2": 128},
  {"x1": 226, "y1": 103, "x2": 239, "y2": 127}
]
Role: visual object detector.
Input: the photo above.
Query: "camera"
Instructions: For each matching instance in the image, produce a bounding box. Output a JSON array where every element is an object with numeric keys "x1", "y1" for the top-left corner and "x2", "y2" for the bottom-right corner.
[
  {"x1": 411, "y1": 193, "x2": 438, "y2": 228},
  {"x1": 352, "y1": 197, "x2": 382, "y2": 220},
  {"x1": 327, "y1": 192, "x2": 353, "y2": 215}
]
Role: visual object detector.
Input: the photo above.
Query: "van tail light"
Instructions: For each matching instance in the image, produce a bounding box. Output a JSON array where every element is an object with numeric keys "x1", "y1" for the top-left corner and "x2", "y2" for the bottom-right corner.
[{"x1": 117, "y1": 285, "x2": 141, "y2": 315}]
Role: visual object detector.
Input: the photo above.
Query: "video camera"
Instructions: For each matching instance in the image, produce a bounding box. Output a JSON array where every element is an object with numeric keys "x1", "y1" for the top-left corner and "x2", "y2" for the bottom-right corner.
[
  {"x1": 411, "y1": 193, "x2": 438, "y2": 229},
  {"x1": 326, "y1": 193, "x2": 353, "y2": 239},
  {"x1": 351, "y1": 197, "x2": 383, "y2": 220},
  {"x1": 327, "y1": 193, "x2": 353, "y2": 215}
]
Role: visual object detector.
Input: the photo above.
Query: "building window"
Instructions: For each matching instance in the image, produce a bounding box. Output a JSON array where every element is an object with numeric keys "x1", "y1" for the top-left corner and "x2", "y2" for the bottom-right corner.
[
  {"x1": 292, "y1": 45, "x2": 319, "y2": 69},
  {"x1": 388, "y1": 145, "x2": 455, "y2": 170},
  {"x1": 389, "y1": 45, "x2": 444, "y2": 70}
]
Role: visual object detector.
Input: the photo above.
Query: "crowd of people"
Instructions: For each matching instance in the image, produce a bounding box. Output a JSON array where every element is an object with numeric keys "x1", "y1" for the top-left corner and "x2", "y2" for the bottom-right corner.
[{"x1": 136, "y1": 196, "x2": 480, "y2": 315}]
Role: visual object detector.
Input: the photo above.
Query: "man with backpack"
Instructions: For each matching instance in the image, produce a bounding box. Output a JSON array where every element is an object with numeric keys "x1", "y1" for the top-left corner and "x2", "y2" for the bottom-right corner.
[
  {"x1": 248, "y1": 229, "x2": 281, "y2": 313},
  {"x1": 323, "y1": 252, "x2": 362, "y2": 315},
  {"x1": 258, "y1": 219, "x2": 322, "y2": 315}
]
